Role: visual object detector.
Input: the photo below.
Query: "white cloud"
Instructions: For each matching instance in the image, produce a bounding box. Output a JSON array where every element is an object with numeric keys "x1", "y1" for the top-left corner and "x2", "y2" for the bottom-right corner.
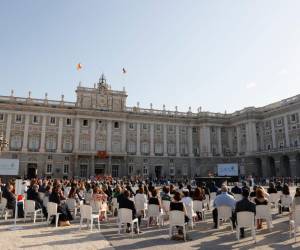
[
  {"x1": 246, "y1": 81, "x2": 257, "y2": 89},
  {"x1": 278, "y1": 68, "x2": 288, "y2": 75}
]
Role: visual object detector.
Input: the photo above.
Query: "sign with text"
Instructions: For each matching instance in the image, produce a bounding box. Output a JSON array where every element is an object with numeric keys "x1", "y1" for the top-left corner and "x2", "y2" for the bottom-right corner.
[
  {"x1": 0, "y1": 159, "x2": 19, "y2": 175},
  {"x1": 217, "y1": 163, "x2": 238, "y2": 176}
]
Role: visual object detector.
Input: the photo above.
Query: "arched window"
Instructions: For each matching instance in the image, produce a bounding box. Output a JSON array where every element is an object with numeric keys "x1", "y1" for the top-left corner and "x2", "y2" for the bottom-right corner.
[
  {"x1": 79, "y1": 135, "x2": 90, "y2": 151},
  {"x1": 127, "y1": 142, "x2": 136, "y2": 154},
  {"x1": 141, "y1": 142, "x2": 149, "y2": 154},
  {"x1": 155, "y1": 143, "x2": 163, "y2": 154},
  {"x1": 168, "y1": 143, "x2": 175, "y2": 155},
  {"x1": 63, "y1": 136, "x2": 73, "y2": 152}
]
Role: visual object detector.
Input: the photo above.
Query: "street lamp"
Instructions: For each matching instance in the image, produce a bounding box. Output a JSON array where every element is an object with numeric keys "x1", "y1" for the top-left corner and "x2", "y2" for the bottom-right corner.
[{"x1": 0, "y1": 133, "x2": 9, "y2": 153}]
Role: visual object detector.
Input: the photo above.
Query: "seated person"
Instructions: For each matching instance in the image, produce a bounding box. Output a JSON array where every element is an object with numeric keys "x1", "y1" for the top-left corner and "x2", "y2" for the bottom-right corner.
[
  {"x1": 267, "y1": 182, "x2": 277, "y2": 194},
  {"x1": 254, "y1": 188, "x2": 268, "y2": 229},
  {"x1": 235, "y1": 188, "x2": 256, "y2": 238}
]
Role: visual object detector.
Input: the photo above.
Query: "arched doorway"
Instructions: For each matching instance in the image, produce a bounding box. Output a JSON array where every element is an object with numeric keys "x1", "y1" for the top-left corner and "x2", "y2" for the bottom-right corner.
[
  {"x1": 280, "y1": 155, "x2": 291, "y2": 177},
  {"x1": 255, "y1": 158, "x2": 263, "y2": 177},
  {"x1": 268, "y1": 157, "x2": 276, "y2": 177},
  {"x1": 155, "y1": 165, "x2": 162, "y2": 179},
  {"x1": 296, "y1": 154, "x2": 300, "y2": 177}
]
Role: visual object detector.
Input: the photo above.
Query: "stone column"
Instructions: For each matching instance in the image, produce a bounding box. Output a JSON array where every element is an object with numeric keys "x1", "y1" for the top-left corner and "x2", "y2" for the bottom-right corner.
[
  {"x1": 176, "y1": 125, "x2": 180, "y2": 157},
  {"x1": 40, "y1": 115, "x2": 47, "y2": 152},
  {"x1": 217, "y1": 127, "x2": 223, "y2": 156},
  {"x1": 90, "y1": 119, "x2": 96, "y2": 151},
  {"x1": 136, "y1": 123, "x2": 141, "y2": 156},
  {"x1": 227, "y1": 128, "x2": 234, "y2": 153},
  {"x1": 22, "y1": 114, "x2": 30, "y2": 152},
  {"x1": 5, "y1": 113, "x2": 12, "y2": 143},
  {"x1": 236, "y1": 125, "x2": 241, "y2": 155},
  {"x1": 106, "y1": 120, "x2": 112, "y2": 153},
  {"x1": 200, "y1": 126, "x2": 211, "y2": 157},
  {"x1": 150, "y1": 123, "x2": 154, "y2": 156},
  {"x1": 74, "y1": 118, "x2": 80, "y2": 152},
  {"x1": 57, "y1": 117, "x2": 63, "y2": 153},
  {"x1": 91, "y1": 155, "x2": 95, "y2": 177},
  {"x1": 188, "y1": 126, "x2": 194, "y2": 157},
  {"x1": 121, "y1": 121, "x2": 127, "y2": 153},
  {"x1": 271, "y1": 119, "x2": 276, "y2": 149},
  {"x1": 284, "y1": 115, "x2": 290, "y2": 147},
  {"x1": 163, "y1": 123, "x2": 168, "y2": 157}
]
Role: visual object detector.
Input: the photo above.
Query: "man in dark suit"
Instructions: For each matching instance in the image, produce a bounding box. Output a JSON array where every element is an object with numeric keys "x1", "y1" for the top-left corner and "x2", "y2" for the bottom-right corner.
[
  {"x1": 118, "y1": 190, "x2": 139, "y2": 233},
  {"x1": 235, "y1": 188, "x2": 256, "y2": 238},
  {"x1": 27, "y1": 184, "x2": 47, "y2": 217},
  {"x1": 231, "y1": 182, "x2": 242, "y2": 194}
]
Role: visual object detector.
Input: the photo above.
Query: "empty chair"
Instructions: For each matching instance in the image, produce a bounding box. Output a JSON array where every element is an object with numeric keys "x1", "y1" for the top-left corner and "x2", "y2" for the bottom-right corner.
[
  {"x1": 162, "y1": 200, "x2": 171, "y2": 215},
  {"x1": 147, "y1": 204, "x2": 164, "y2": 227},
  {"x1": 185, "y1": 203, "x2": 197, "y2": 229},
  {"x1": 66, "y1": 198, "x2": 78, "y2": 217},
  {"x1": 118, "y1": 208, "x2": 139, "y2": 237},
  {"x1": 0, "y1": 198, "x2": 13, "y2": 220},
  {"x1": 290, "y1": 209, "x2": 300, "y2": 242},
  {"x1": 79, "y1": 204, "x2": 100, "y2": 231},
  {"x1": 256, "y1": 205, "x2": 273, "y2": 230},
  {"x1": 47, "y1": 202, "x2": 60, "y2": 227},
  {"x1": 236, "y1": 211, "x2": 256, "y2": 242},
  {"x1": 23, "y1": 200, "x2": 43, "y2": 223},
  {"x1": 193, "y1": 200, "x2": 205, "y2": 221},
  {"x1": 169, "y1": 210, "x2": 187, "y2": 241},
  {"x1": 217, "y1": 206, "x2": 233, "y2": 231}
]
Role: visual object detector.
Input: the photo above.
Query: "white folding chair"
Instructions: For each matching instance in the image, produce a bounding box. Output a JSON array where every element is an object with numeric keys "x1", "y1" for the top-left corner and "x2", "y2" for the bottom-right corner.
[
  {"x1": 0, "y1": 198, "x2": 7, "y2": 219},
  {"x1": 210, "y1": 192, "x2": 217, "y2": 208},
  {"x1": 42, "y1": 196, "x2": 49, "y2": 209},
  {"x1": 79, "y1": 205, "x2": 100, "y2": 231},
  {"x1": 279, "y1": 195, "x2": 293, "y2": 214},
  {"x1": 169, "y1": 210, "x2": 187, "y2": 241},
  {"x1": 112, "y1": 197, "x2": 119, "y2": 215},
  {"x1": 84, "y1": 192, "x2": 93, "y2": 205},
  {"x1": 162, "y1": 200, "x2": 171, "y2": 215},
  {"x1": 290, "y1": 209, "x2": 300, "y2": 242},
  {"x1": 217, "y1": 206, "x2": 233, "y2": 231},
  {"x1": 47, "y1": 202, "x2": 61, "y2": 227},
  {"x1": 255, "y1": 205, "x2": 273, "y2": 230},
  {"x1": 147, "y1": 204, "x2": 164, "y2": 227},
  {"x1": 24, "y1": 200, "x2": 43, "y2": 223},
  {"x1": 66, "y1": 198, "x2": 78, "y2": 217},
  {"x1": 118, "y1": 208, "x2": 140, "y2": 237},
  {"x1": 204, "y1": 194, "x2": 210, "y2": 210},
  {"x1": 269, "y1": 193, "x2": 280, "y2": 209},
  {"x1": 185, "y1": 203, "x2": 197, "y2": 229},
  {"x1": 236, "y1": 212, "x2": 256, "y2": 242},
  {"x1": 193, "y1": 200, "x2": 205, "y2": 221}
]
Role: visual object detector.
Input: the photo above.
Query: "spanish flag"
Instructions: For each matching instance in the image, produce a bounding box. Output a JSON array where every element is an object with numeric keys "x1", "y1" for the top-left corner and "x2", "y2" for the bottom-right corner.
[
  {"x1": 76, "y1": 63, "x2": 83, "y2": 70},
  {"x1": 122, "y1": 67, "x2": 127, "y2": 74}
]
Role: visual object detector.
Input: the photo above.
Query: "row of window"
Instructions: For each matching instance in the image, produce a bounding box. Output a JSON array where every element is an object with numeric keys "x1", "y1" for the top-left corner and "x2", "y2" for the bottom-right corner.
[{"x1": 46, "y1": 164, "x2": 69, "y2": 174}]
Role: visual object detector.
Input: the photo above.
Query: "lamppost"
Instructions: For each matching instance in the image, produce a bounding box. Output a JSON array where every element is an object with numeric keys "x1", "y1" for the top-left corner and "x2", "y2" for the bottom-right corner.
[{"x1": 0, "y1": 133, "x2": 9, "y2": 155}]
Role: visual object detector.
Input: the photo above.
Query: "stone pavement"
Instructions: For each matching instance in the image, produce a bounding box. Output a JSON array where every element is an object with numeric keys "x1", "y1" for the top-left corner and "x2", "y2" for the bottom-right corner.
[{"x1": 0, "y1": 208, "x2": 300, "y2": 250}]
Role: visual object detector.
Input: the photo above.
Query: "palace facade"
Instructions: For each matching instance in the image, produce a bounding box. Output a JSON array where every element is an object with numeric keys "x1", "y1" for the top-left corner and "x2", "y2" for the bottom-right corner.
[{"x1": 0, "y1": 75, "x2": 299, "y2": 179}]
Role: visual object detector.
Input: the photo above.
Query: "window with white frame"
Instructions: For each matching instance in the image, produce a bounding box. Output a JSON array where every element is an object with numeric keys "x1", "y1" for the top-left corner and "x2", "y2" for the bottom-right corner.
[
  {"x1": 170, "y1": 166, "x2": 175, "y2": 176},
  {"x1": 155, "y1": 124, "x2": 161, "y2": 132},
  {"x1": 0, "y1": 113, "x2": 4, "y2": 121},
  {"x1": 143, "y1": 165, "x2": 148, "y2": 176},
  {"x1": 10, "y1": 135, "x2": 22, "y2": 150},
  {"x1": 129, "y1": 123, "x2": 134, "y2": 129},
  {"x1": 154, "y1": 143, "x2": 163, "y2": 154},
  {"x1": 142, "y1": 124, "x2": 148, "y2": 130},
  {"x1": 49, "y1": 117, "x2": 56, "y2": 125},
  {"x1": 168, "y1": 125, "x2": 174, "y2": 132},
  {"x1": 63, "y1": 137, "x2": 73, "y2": 152},
  {"x1": 180, "y1": 144, "x2": 188, "y2": 155},
  {"x1": 63, "y1": 164, "x2": 69, "y2": 174},
  {"x1": 82, "y1": 119, "x2": 88, "y2": 127},
  {"x1": 141, "y1": 142, "x2": 149, "y2": 154},
  {"x1": 46, "y1": 136, "x2": 57, "y2": 151},
  {"x1": 66, "y1": 118, "x2": 72, "y2": 126},
  {"x1": 127, "y1": 142, "x2": 136, "y2": 153},
  {"x1": 79, "y1": 136, "x2": 90, "y2": 151},
  {"x1": 168, "y1": 143, "x2": 175, "y2": 154},
  {"x1": 279, "y1": 141, "x2": 284, "y2": 148},
  {"x1": 291, "y1": 114, "x2": 296, "y2": 122},
  {"x1": 95, "y1": 140, "x2": 106, "y2": 151},
  {"x1": 46, "y1": 164, "x2": 52, "y2": 174},
  {"x1": 28, "y1": 135, "x2": 40, "y2": 151},
  {"x1": 15, "y1": 114, "x2": 22, "y2": 123},
  {"x1": 128, "y1": 165, "x2": 134, "y2": 175},
  {"x1": 32, "y1": 115, "x2": 39, "y2": 124},
  {"x1": 192, "y1": 127, "x2": 197, "y2": 133}
]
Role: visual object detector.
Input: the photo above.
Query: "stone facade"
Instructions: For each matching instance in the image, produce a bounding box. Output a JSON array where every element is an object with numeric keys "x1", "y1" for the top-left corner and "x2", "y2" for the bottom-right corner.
[{"x1": 0, "y1": 75, "x2": 299, "y2": 179}]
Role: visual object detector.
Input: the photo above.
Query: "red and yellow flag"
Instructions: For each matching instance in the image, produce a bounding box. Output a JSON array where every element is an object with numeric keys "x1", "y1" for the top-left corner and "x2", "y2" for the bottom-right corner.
[{"x1": 76, "y1": 63, "x2": 83, "y2": 70}]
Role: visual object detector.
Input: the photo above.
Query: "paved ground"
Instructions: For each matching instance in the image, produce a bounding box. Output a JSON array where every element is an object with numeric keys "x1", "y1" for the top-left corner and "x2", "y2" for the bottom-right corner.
[{"x1": 0, "y1": 187, "x2": 299, "y2": 250}]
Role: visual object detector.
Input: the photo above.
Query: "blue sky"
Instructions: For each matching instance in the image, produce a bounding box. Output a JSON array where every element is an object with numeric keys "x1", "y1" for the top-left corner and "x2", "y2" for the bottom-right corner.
[{"x1": 1, "y1": 1, "x2": 300, "y2": 113}]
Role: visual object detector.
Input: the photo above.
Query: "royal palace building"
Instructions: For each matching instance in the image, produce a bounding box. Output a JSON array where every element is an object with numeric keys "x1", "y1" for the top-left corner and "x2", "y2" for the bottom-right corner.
[{"x1": 0, "y1": 75, "x2": 300, "y2": 179}]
